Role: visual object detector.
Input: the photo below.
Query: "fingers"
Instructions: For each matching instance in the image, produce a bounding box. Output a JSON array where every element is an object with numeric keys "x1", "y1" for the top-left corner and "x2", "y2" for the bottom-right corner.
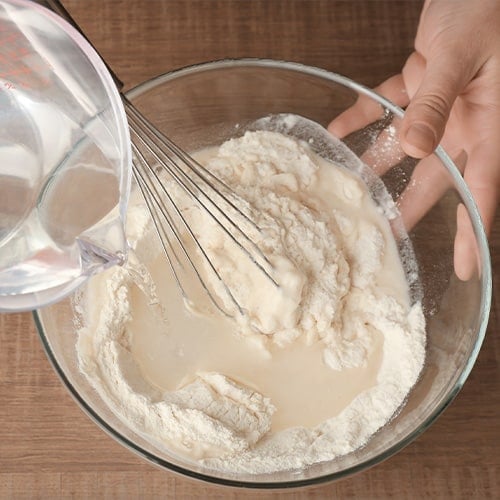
[
  {"x1": 454, "y1": 204, "x2": 480, "y2": 281},
  {"x1": 396, "y1": 150, "x2": 466, "y2": 233},
  {"x1": 463, "y1": 143, "x2": 500, "y2": 237},
  {"x1": 393, "y1": 143, "x2": 498, "y2": 281},
  {"x1": 400, "y1": 52, "x2": 475, "y2": 159},
  {"x1": 394, "y1": 141, "x2": 499, "y2": 281},
  {"x1": 454, "y1": 142, "x2": 500, "y2": 280},
  {"x1": 328, "y1": 74, "x2": 409, "y2": 138},
  {"x1": 359, "y1": 119, "x2": 406, "y2": 176}
]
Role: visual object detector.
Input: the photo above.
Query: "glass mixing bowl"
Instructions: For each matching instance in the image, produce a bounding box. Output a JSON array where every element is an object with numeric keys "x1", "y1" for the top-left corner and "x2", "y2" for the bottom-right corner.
[{"x1": 33, "y1": 60, "x2": 491, "y2": 488}]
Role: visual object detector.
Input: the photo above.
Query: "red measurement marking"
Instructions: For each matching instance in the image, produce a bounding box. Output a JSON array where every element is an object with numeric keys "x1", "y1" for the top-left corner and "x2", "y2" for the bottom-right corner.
[
  {"x1": 0, "y1": 45, "x2": 29, "y2": 59},
  {"x1": 0, "y1": 31, "x2": 22, "y2": 45},
  {"x1": 0, "y1": 24, "x2": 32, "y2": 89},
  {"x1": 0, "y1": 26, "x2": 54, "y2": 90},
  {"x1": 3, "y1": 65, "x2": 33, "y2": 77}
]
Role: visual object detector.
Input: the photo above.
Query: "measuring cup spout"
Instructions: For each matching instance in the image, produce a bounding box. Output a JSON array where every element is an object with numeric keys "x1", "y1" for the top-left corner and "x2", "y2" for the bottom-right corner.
[{"x1": 77, "y1": 219, "x2": 128, "y2": 275}]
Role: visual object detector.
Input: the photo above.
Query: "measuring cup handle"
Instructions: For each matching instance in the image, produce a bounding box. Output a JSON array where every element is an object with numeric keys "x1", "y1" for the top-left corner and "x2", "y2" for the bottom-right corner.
[{"x1": 36, "y1": 0, "x2": 125, "y2": 91}]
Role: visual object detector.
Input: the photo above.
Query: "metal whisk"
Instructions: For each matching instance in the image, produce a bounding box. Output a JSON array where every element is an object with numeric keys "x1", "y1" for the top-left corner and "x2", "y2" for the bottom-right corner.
[
  {"x1": 125, "y1": 99, "x2": 278, "y2": 316},
  {"x1": 45, "y1": 0, "x2": 277, "y2": 317}
]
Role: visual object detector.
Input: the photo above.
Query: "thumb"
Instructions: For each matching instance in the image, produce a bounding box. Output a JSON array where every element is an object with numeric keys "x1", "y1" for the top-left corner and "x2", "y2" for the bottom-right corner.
[{"x1": 401, "y1": 54, "x2": 471, "y2": 158}]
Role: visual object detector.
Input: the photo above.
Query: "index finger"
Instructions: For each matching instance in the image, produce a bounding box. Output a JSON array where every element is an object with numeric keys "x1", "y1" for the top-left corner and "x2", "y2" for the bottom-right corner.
[{"x1": 328, "y1": 74, "x2": 409, "y2": 138}]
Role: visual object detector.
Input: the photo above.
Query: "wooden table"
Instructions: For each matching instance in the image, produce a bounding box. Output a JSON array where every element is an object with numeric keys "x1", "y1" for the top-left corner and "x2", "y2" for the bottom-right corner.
[{"x1": 1, "y1": 1, "x2": 499, "y2": 498}]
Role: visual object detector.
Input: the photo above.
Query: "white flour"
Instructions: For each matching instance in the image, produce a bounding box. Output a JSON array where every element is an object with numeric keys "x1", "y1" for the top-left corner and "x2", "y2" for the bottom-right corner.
[{"x1": 77, "y1": 127, "x2": 426, "y2": 474}]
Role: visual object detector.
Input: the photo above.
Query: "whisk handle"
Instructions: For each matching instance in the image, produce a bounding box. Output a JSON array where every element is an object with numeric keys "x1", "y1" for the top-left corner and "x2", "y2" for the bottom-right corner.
[{"x1": 35, "y1": 0, "x2": 125, "y2": 90}]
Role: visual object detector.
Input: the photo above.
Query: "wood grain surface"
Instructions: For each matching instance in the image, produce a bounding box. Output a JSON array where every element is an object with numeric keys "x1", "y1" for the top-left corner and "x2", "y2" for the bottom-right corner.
[{"x1": 1, "y1": 1, "x2": 499, "y2": 498}]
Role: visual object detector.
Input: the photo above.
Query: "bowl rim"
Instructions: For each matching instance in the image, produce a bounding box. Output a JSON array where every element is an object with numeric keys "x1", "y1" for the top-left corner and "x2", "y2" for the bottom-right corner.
[{"x1": 34, "y1": 58, "x2": 492, "y2": 489}]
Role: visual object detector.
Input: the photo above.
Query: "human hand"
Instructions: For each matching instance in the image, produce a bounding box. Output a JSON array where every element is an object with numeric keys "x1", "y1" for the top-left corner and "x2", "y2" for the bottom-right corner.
[{"x1": 329, "y1": 0, "x2": 500, "y2": 280}]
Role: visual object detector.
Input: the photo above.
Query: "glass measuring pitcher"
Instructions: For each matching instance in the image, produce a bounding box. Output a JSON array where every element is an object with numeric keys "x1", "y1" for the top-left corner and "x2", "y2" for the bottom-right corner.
[{"x1": 0, "y1": 0, "x2": 132, "y2": 312}]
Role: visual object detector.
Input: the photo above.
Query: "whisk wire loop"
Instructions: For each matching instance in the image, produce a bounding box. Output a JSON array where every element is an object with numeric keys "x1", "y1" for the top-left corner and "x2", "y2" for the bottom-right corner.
[
  {"x1": 125, "y1": 100, "x2": 282, "y2": 317},
  {"x1": 131, "y1": 138, "x2": 246, "y2": 317},
  {"x1": 123, "y1": 99, "x2": 279, "y2": 287}
]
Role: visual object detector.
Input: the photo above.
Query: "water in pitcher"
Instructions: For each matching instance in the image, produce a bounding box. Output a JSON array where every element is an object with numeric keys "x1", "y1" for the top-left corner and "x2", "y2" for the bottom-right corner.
[{"x1": 0, "y1": 0, "x2": 131, "y2": 311}]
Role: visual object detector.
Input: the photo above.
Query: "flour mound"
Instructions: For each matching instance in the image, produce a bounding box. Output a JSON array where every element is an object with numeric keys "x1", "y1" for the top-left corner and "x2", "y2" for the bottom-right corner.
[{"x1": 77, "y1": 128, "x2": 426, "y2": 474}]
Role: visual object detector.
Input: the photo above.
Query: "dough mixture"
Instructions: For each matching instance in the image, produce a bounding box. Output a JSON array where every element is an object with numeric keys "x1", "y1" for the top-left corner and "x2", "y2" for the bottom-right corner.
[{"x1": 77, "y1": 125, "x2": 426, "y2": 474}]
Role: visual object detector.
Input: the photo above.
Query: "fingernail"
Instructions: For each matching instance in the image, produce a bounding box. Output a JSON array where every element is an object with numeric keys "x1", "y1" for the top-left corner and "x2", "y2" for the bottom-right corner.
[{"x1": 404, "y1": 122, "x2": 437, "y2": 157}]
